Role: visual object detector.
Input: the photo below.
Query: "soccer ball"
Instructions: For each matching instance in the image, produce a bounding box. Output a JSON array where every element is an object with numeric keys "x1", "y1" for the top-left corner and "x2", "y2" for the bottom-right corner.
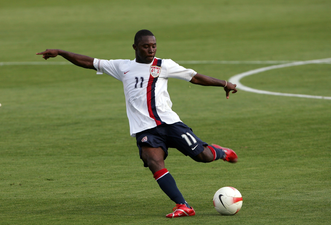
[{"x1": 213, "y1": 186, "x2": 243, "y2": 215}]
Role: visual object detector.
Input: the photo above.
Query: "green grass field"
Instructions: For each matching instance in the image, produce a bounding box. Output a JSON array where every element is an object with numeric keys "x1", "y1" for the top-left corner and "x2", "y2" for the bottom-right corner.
[{"x1": 1, "y1": 0, "x2": 330, "y2": 224}]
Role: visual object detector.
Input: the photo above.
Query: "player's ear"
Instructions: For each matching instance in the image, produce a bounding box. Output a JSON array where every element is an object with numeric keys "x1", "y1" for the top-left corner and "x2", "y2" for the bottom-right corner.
[{"x1": 132, "y1": 44, "x2": 137, "y2": 50}]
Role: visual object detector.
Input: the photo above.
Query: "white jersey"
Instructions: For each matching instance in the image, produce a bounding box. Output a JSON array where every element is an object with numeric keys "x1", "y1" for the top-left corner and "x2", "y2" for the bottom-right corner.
[{"x1": 93, "y1": 57, "x2": 197, "y2": 136}]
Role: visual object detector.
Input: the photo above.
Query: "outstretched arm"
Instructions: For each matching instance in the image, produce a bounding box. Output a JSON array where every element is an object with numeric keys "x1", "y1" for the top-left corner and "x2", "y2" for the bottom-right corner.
[
  {"x1": 36, "y1": 49, "x2": 95, "y2": 70},
  {"x1": 190, "y1": 73, "x2": 237, "y2": 99}
]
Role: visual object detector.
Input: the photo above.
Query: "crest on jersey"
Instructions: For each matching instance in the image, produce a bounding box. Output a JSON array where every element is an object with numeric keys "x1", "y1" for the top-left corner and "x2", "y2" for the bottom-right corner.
[
  {"x1": 150, "y1": 65, "x2": 161, "y2": 78},
  {"x1": 141, "y1": 136, "x2": 148, "y2": 143}
]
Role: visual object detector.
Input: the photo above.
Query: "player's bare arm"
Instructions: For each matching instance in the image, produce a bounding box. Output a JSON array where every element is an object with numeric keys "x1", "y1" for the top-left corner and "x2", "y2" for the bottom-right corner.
[
  {"x1": 36, "y1": 49, "x2": 95, "y2": 70},
  {"x1": 190, "y1": 73, "x2": 238, "y2": 99}
]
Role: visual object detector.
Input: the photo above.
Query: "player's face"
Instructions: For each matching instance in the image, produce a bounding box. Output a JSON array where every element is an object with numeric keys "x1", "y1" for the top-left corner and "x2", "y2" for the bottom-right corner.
[{"x1": 133, "y1": 35, "x2": 157, "y2": 64}]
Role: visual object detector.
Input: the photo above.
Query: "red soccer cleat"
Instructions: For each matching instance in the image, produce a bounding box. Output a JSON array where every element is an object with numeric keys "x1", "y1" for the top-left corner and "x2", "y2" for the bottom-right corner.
[
  {"x1": 212, "y1": 144, "x2": 238, "y2": 163},
  {"x1": 166, "y1": 204, "x2": 196, "y2": 218}
]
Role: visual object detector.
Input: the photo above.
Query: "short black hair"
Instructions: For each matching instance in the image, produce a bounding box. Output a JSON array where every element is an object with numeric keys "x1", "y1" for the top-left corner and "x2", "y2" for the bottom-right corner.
[{"x1": 134, "y1": 29, "x2": 154, "y2": 45}]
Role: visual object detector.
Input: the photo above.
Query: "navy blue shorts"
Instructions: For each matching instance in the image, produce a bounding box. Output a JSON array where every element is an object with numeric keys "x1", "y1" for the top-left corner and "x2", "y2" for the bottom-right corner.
[{"x1": 136, "y1": 122, "x2": 208, "y2": 166}]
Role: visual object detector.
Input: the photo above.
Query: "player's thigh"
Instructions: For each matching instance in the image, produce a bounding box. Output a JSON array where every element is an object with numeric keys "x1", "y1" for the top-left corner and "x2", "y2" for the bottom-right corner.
[
  {"x1": 167, "y1": 122, "x2": 207, "y2": 158},
  {"x1": 136, "y1": 128, "x2": 169, "y2": 166}
]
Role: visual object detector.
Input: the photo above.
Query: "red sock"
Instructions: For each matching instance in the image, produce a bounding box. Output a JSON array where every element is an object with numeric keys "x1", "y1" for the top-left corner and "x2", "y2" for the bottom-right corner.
[{"x1": 208, "y1": 145, "x2": 225, "y2": 161}]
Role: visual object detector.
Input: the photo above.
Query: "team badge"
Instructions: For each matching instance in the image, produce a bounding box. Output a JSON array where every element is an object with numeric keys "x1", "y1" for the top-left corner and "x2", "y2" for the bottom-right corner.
[
  {"x1": 141, "y1": 136, "x2": 148, "y2": 142},
  {"x1": 150, "y1": 65, "x2": 161, "y2": 78}
]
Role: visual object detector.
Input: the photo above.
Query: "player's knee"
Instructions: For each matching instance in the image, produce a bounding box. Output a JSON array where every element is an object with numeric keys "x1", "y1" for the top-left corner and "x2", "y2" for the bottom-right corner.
[
  {"x1": 141, "y1": 146, "x2": 166, "y2": 173},
  {"x1": 146, "y1": 159, "x2": 165, "y2": 174}
]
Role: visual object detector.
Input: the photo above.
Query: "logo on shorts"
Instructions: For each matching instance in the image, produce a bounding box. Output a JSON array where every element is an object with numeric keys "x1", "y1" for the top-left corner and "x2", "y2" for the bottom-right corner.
[
  {"x1": 141, "y1": 136, "x2": 148, "y2": 142},
  {"x1": 191, "y1": 144, "x2": 199, "y2": 151},
  {"x1": 150, "y1": 65, "x2": 161, "y2": 78}
]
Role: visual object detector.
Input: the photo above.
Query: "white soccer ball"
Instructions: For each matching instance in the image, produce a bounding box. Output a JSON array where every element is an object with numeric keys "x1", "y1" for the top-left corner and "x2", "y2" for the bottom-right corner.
[{"x1": 213, "y1": 186, "x2": 243, "y2": 215}]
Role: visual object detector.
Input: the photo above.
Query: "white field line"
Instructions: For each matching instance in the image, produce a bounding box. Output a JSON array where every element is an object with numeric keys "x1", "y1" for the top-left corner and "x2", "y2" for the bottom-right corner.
[
  {"x1": 0, "y1": 61, "x2": 71, "y2": 66},
  {"x1": 0, "y1": 60, "x2": 315, "y2": 66},
  {"x1": 2, "y1": 60, "x2": 331, "y2": 66},
  {"x1": 177, "y1": 60, "x2": 298, "y2": 64},
  {"x1": 1, "y1": 60, "x2": 331, "y2": 66},
  {"x1": 229, "y1": 58, "x2": 331, "y2": 100},
  {"x1": 1, "y1": 59, "x2": 330, "y2": 100}
]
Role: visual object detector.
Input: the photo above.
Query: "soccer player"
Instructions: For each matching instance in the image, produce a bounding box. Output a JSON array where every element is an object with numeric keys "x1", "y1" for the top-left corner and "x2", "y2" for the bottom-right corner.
[{"x1": 36, "y1": 29, "x2": 238, "y2": 218}]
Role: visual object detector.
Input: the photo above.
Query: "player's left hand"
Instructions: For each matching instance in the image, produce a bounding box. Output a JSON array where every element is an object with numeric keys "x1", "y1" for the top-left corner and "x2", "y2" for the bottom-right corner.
[{"x1": 224, "y1": 82, "x2": 237, "y2": 99}]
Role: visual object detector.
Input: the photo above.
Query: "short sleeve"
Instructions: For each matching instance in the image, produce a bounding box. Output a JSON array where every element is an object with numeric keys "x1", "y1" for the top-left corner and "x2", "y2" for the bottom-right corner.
[
  {"x1": 93, "y1": 58, "x2": 125, "y2": 81},
  {"x1": 162, "y1": 59, "x2": 197, "y2": 81},
  {"x1": 93, "y1": 58, "x2": 103, "y2": 74}
]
